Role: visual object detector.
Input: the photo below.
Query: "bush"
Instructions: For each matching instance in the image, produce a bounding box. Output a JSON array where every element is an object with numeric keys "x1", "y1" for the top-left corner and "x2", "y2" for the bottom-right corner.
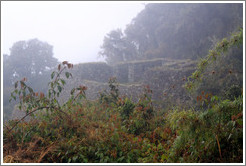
[
  {"x1": 3, "y1": 60, "x2": 243, "y2": 163},
  {"x1": 167, "y1": 95, "x2": 243, "y2": 162}
]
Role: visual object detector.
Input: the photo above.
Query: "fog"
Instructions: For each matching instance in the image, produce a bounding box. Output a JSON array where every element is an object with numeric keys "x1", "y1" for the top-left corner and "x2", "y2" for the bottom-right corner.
[
  {"x1": 2, "y1": 3, "x2": 243, "y2": 162},
  {"x1": 1, "y1": 1, "x2": 145, "y2": 64}
]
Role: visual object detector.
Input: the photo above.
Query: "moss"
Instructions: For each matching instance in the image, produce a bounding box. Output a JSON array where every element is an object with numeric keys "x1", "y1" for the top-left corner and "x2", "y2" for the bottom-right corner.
[
  {"x1": 75, "y1": 61, "x2": 108, "y2": 66},
  {"x1": 114, "y1": 58, "x2": 167, "y2": 65},
  {"x1": 83, "y1": 80, "x2": 142, "y2": 87},
  {"x1": 150, "y1": 60, "x2": 197, "y2": 72}
]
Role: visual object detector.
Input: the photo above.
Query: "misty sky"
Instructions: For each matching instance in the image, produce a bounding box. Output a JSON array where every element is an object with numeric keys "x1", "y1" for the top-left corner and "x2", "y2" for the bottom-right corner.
[{"x1": 1, "y1": 1, "x2": 145, "y2": 64}]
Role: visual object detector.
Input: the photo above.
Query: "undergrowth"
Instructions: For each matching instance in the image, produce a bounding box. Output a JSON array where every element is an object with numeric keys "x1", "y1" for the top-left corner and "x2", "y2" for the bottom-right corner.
[
  {"x1": 3, "y1": 29, "x2": 243, "y2": 163},
  {"x1": 3, "y1": 62, "x2": 243, "y2": 163}
]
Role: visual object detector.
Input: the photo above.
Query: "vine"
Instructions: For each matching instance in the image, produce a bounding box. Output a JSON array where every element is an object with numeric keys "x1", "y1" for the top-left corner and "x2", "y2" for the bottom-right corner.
[{"x1": 185, "y1": 28, "x2": 243, "y2": 91}]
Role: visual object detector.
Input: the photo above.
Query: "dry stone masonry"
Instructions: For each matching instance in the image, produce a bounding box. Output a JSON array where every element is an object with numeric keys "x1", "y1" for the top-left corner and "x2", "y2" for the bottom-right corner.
[{"x1": 67, "y1": 58, "x2": 197, "y2": 105}]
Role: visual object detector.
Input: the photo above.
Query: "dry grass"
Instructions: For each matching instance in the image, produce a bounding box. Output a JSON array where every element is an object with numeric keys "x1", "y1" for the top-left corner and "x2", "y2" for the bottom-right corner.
[{"x1": 3, "y1": 135, "x2": 56, "y2": 163}]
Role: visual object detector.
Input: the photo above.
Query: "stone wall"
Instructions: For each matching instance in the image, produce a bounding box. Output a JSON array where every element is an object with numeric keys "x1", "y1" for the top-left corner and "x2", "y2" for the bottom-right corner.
[
  {"x1": 71, "y1": 58, "x2": 169, "y2": 84},
  {"x1": 63, "y1": 59, "x2": 197, "y2": 105},
  {"x1": 71, "y1": 62, "x2": 114, "y2": 83},
  {"x1": 143, "y1": 60, "x2": 196, "y2": 106},
  {"x1": 112, "y1": 58, "x2": 167, "y2": 83},
  {"x1": 112, "y1": 63, "x2": 129, "y2": 83}
]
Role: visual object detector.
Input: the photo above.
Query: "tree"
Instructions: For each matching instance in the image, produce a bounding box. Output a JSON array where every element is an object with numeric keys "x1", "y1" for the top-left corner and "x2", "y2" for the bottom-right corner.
[
  {"x1": 3, "y1": 39, "x2": 58, "y2": 120},
  {"x1": 7, "y1": 38, "x2": 58, "y2": 82},
  {"x1": 99, "y1": 29, "x2": 137, "y2": 64}
]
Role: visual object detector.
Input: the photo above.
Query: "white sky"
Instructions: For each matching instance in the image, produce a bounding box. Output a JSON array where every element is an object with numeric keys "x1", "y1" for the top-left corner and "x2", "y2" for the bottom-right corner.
[{"x1": 1, "y1": 1, "x2": 145, "y2": 64}]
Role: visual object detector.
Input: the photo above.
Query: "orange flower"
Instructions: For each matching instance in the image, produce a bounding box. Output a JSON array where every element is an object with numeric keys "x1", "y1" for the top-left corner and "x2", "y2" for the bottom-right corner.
[
  {"x1": 22, "y1": 77, "x2": 27, "y2": 82},
  {"x1": 197, "y1": 95, "x2": 202, "y2": 102},
  {"x1": 40, "y1": 92, "x2": 45, "y2": 99},
  {"x1": 79, "y1": 85, "x2": 87, "y2": 91}
]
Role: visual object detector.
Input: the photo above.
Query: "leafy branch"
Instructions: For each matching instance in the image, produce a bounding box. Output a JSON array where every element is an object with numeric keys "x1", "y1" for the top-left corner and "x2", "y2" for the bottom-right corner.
[
  {"x1": 185, "y1": 28, "x2": 243, "y2": 91},
  {"x1": 9, "y1": 61, "x2": 87, "y2": 132}
]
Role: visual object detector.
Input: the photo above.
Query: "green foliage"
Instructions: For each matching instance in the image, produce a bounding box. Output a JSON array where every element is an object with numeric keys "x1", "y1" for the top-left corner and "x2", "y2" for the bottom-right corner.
[
  {"x1": 186, "y1": 28, "x2": 243, "y2": 92},
  {"x1": 99, "y1": 77, "x2": 119, "y2": 105},
  {"x1": 7, "y1": 61, "x2": 86, "y2": 132},
  {"x1": 167, "y1": 95, "x2": 243, "y2": 162},
  {"x1": 118, "y1": 97, "x2": 135, "y2": 120},
  {"x1": 3, "y1": 63, "x2": 243, "y2": 163},
  {"x1": 120, "y1": 85, "x2": 154, "y2": 135}
]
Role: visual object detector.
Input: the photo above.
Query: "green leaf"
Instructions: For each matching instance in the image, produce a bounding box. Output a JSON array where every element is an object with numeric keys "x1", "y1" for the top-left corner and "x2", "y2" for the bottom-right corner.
[
  {"x1": 58, "y1": 85, "x2": 62, "y2": 93},
  {"x1": 53, "y1": 90, "x2": 56, "y2": 95},
  {"x1": 14, "y1": 81, "x2": 18, "y2": 88},
  {"x1": 236, "y1": 119, "x2": 243, "y2": 126},
  {"x1": 10, "y1": 93, "x2": 16, "y2": 101},
  {"x1": 65, "y1": 72, "x2": 70, "y2": 78},
  {"x1": 211, "y1": 96, "x2": 219, "y2": 102},
  {"x1": 22, "y1": 91, "x2": 26, "y2": 97},
  {"x1": 60, "y1": 79, "x2": 66, "y2": 85},
  {"x1": 51, "y1": 71, "x2": 56, "y2": 79},
  {"x1": 227, "y1": 133, "x2": 232, "y2": 141},
  {"x1": 53, "y1": 98, "x2": 57, "y2": 104},
  {"x1": 72, "y1": 156, "x2": 78, "y2": 162},
  {"x1": 118, "y1": 156, "x2": 125, "y2": 162},
  {"x1": 50, "y1": 82, "x2": 54, "y2": 88},
  {"x1": 27, "y1": 87, "x2": 34, "y2": 93},
  {"x1": 71, "y1": 88, "x2": 75, "y2": 95}
]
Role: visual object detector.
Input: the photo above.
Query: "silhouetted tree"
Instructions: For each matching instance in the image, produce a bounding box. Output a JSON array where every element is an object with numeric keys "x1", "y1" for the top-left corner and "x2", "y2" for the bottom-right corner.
[
  {"x1": 7, "y1": 38, "x2": 58, "y2": 82},
  {"x1": 99, "y1": 29, "x2": 137, "y2": 64}
]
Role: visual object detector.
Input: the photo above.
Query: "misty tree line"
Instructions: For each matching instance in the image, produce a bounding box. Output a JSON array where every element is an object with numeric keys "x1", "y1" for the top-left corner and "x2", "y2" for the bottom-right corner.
[{"x1": 99, "y1": 3, "x2": 243, "y2": 64}]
